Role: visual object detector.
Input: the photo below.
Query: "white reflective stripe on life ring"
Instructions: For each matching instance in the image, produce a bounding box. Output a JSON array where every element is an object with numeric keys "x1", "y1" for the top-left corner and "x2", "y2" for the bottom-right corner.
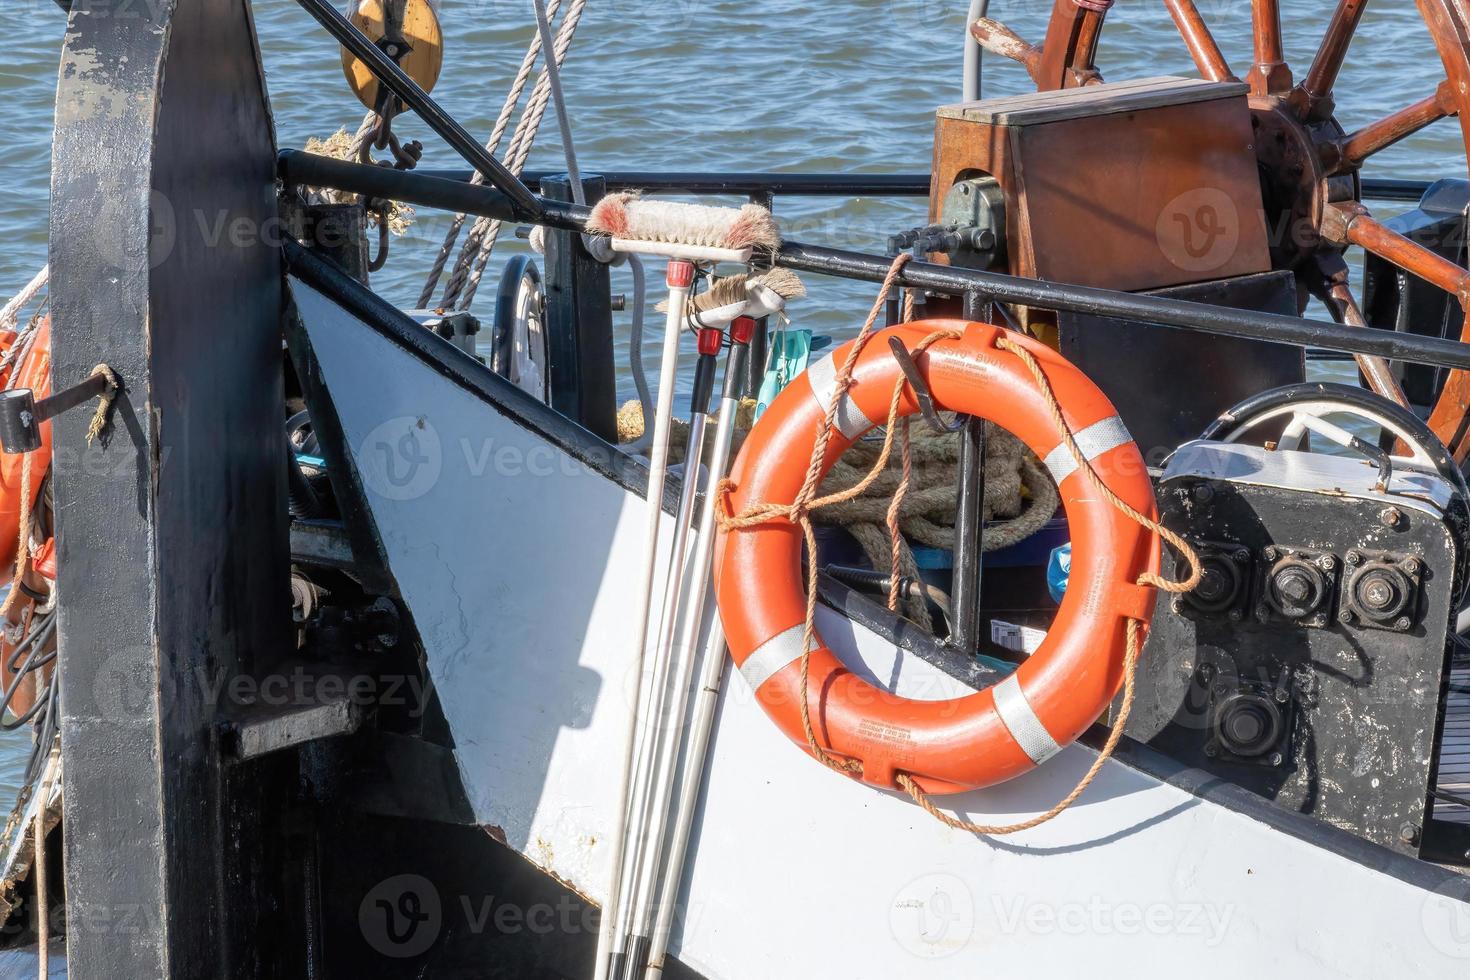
[
  {"x1": 1044, "y1": 415, "x2": 1132, "y2": 486},
  {"x1": 993, "y1": 674, "x2": 1064, "y2": 766},
  {"x1": 807, "y1": 354, "x2": 875, "y2": 442},
  {"x1": 738, "y1": 624, "x2": 808, "y2": 693}
]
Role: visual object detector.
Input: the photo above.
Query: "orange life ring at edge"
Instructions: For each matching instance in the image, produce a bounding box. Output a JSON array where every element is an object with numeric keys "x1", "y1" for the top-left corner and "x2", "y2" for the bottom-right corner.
[
  {"x1": 714, "y1": 320, "x2": 1160, "y2": 796},
  {"x1": 0, "y1": 318, "x2": 53, "y2": 576}
]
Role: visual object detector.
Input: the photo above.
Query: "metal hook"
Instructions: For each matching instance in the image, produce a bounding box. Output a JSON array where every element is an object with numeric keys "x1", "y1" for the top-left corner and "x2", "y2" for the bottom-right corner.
[{"x1": 888, "y1": 336, "x2": 964, "y2": 436}]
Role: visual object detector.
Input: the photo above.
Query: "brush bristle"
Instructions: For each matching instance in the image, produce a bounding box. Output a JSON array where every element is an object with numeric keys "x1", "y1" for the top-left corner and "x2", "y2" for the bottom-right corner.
[
  {"x1": 586, "y1": 193, "x2": 780, "y2": 251},
  {"x1": 656, "y1": 274, "x2": 750, "y2": 314},
  {"x1": 656, "y1": 269, "x2": 806, "y2": 314},
  {"x1": 751, "y1": 267, "x2": 806, "y2": 300}
]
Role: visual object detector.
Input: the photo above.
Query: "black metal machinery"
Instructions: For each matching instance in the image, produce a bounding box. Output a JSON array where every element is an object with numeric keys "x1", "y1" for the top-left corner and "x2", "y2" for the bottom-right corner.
[{"x1": 1130, "y1": 384, "x2": 1470, "y2": 857}]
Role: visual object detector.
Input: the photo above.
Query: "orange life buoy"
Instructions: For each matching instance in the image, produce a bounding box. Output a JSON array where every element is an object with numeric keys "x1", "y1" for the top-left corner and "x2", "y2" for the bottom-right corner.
[
  {"x1": 714, "y1": 320, "x2": 1159, "y2": 795},
  {"x1": 0, "y1": 318, "x2": 51, "y2": 576}
]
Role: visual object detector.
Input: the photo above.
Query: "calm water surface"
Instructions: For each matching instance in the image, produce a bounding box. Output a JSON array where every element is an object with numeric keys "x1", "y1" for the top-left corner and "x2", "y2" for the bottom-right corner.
[{"x1": 0, "y1": 0, "x2": 1462, "y2": 794}]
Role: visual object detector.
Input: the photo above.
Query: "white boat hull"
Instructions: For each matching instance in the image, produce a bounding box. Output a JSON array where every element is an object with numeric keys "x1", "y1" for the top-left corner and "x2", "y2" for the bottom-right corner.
[{"x1": 292, "y1": 279, "x2": 1470, "y2": 979}]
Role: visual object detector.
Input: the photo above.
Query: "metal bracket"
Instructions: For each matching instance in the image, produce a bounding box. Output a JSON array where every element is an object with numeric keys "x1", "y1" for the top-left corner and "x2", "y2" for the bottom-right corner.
[
  {"x1": 888, "y1": 336, "x2": 963, "y2": 436},
  {"x1": 0, "y1": 373, "x2": 112, "y2": 455},
  {"x1": 224, "y1": 691, "x2": 364, "y2": 762}
]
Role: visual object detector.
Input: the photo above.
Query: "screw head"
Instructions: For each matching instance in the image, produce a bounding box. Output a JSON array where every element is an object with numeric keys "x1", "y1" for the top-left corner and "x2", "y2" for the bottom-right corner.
[
  {"x1": 1346, "y1": 550, "x2": 1364, "y2": 566},
  {"x1": 1317, "y1": 555, "x2": 1337, "y2": 572},
  {"x1": 1171, "y1": 597, "x2": 1185, "y2": 614},
  {"x1": 1339, "y1": 609, "x2": 1355, "y2": 624},
  {"x1": 1401, "y1": 557, "x2": 1421, "y2": 576},
  {"x1": 1204, "y1": 744, "x2": 1220, "y2": 758},
  {"x1": 1263, "y1": 546, "x2": 1280, "y2": 562},
  {"x1": 1269, "y1": 753, "x2": 1284, "y2": 767},
  {"x1": 1380, "y1": 507, "x2": 1403, "y2": 529},
  {"x1": 1399, "y1": 823, "x2": 1421, "y2": 845},
  {"x1": 1395, "y1": 616, "x2": 1412, "y2": 631}
]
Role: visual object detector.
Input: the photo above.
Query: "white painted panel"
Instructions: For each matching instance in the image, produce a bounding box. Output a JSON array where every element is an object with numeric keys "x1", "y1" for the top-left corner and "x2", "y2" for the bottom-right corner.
[{"x1": 294, "y1": 280, "x2": 1470, "y2": 980}]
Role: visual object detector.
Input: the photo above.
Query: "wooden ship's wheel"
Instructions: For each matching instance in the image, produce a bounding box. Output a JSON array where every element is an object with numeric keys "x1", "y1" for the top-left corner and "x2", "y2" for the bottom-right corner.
[{"x1": 972, "y1": 0, "x2": 1470, "y2": 460}]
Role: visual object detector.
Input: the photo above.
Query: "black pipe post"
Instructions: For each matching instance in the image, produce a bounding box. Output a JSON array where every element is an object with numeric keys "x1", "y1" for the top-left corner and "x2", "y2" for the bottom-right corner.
[
  {"x1": 747, "y1": 190, "x2": 775, "y2": 399},
  {"x1": 54, "y1": 2, "x2": 294, "y2": 975},
  {"x1": 950, "y1": 292, "x2": 990, "y2": 654},
  {"x1": 541, "y1": 175, "x2": 618, "y2": 443}
]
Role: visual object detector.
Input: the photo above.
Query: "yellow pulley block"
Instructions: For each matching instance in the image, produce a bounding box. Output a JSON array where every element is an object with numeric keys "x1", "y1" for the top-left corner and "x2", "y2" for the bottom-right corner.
[{"x1": 341, "y1": 0, "x2": 444, "y2": 111}]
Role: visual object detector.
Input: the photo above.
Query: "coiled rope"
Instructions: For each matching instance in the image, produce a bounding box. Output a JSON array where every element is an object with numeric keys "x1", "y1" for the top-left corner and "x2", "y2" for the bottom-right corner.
[{"x1": 717, "y1": 255, "x2": 1203, "y2": 832}]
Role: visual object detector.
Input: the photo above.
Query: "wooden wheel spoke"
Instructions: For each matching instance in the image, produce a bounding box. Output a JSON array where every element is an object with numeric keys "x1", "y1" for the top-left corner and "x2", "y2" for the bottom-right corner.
[
  {"x1": 970, "y1": 18, "x2": 1044, "y2": 82},
  {"x1": 1163, "y1": 0, "x2": 1236, "y2": 82},
  {"x1": 1326, "y1": 204, "x2": 1470, "y2": 302},
  {"x1": 1298, "y1": 0, "x2": 1369, "y2": 114},
  {"x1": 1328, "y1": 80, "x2": 1458, "y2": 172},
  {"x1": 1249, "y1": 0, "x2": 1293, "y2": 95},
  {"x1": 1036, "y1": 0, "x2": 1108, "y2": 90},
  {"x1": 1427, "y1": 333, "x2": 1470, "y2": 463},
  {"x1": 1310, "y1": 258, "x2": 1412, "y2": 408}
]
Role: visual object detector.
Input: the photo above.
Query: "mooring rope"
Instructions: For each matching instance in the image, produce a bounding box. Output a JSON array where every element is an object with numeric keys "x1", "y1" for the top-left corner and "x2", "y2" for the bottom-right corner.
[
  {"x1": 0, "y1": 269, "x2": 47, "y2": 333},
  {"x1": 717, "y1": 257, "x2": 1203, "y2": 830},
  {"x1": 32, "y1": 735, "x2": 58, "y2": 980},
  {"x1": 440, "y1": 0, "x2": 589, "y2": 310},
  {"x1": 417, "y1": 0, "x2": 569, "y2": 307}
]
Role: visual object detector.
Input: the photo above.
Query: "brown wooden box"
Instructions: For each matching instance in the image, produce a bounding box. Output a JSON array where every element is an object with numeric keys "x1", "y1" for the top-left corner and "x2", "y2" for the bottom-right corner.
[{"x1": 931, "y1": 76, "x2": 1271, "y2": 293}]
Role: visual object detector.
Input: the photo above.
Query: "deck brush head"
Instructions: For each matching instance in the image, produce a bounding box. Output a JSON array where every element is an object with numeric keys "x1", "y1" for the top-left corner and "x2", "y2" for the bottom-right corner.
[
  {"x1": 659, "y1": 274, "x2": 750, "y2": 314},
  {"x1": 656, "y1": 268, "x2": 807, "y2": 314},
  {"x1": 586, "y1": 193, "x2": 781, "y2": 252},
  {"x1": 749, "y1": 267, "x2": 806, "y2": 302}
]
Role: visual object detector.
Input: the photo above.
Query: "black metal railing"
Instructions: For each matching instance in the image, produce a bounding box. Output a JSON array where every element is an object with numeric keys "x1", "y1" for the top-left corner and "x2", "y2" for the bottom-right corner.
[{"x1": 278, "y1": 151, "x2": 1470, "y2": 373}]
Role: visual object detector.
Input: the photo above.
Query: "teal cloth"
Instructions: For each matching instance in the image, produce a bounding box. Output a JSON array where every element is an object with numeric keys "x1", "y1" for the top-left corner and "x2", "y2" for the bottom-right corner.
[{"x1": 756, "y1": 328, "x2": 813, "y2": 420}]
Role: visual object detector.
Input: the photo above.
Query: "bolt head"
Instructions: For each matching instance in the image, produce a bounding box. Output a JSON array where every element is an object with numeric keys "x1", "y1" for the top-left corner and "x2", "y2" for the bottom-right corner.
[
  {"x1": 1204, "y1": 744, "x2": 1219, "y2": 758},
  {"x1": 1395, "y1": 616, "x2": 1412, "y2": 631},
  {"x1": 1338, "y1": 609, "x2": 1354, "y2": 624},
  {"x1": 1171, "y1": 597, "x2": 1185, "y2": 614},
  {"x1": 1193, "y1": 484, "x2": 1215, "y2": 504},
  {"x1": 1269, "y1": 753, "x2": 1284, "y2": 767},
  {"x1": 1346, "y1": 550, "x2": 1364, "y2": 566},
  {"x1": 1263, "y1": 546, "x2": 1280, "y2": 562},
  {"x1": 1317, "y1": 555, "x2": 1337, "y2": 572},
  {"x1": 1233, "y1": 549, "x2": 1251, "y2": 564},
  {"x1": 1380, "y1": 507, "x2": 1403, "y2": 529},
  {"x1": 1401, "y1": 558, "x2": 1420, "y2": 576}
]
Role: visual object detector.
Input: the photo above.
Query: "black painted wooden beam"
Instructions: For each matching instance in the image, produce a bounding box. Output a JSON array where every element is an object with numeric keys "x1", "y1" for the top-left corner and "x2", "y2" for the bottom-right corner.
[{"x1": 52, "y1": 0, "x2": 293, "y2": 975}]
